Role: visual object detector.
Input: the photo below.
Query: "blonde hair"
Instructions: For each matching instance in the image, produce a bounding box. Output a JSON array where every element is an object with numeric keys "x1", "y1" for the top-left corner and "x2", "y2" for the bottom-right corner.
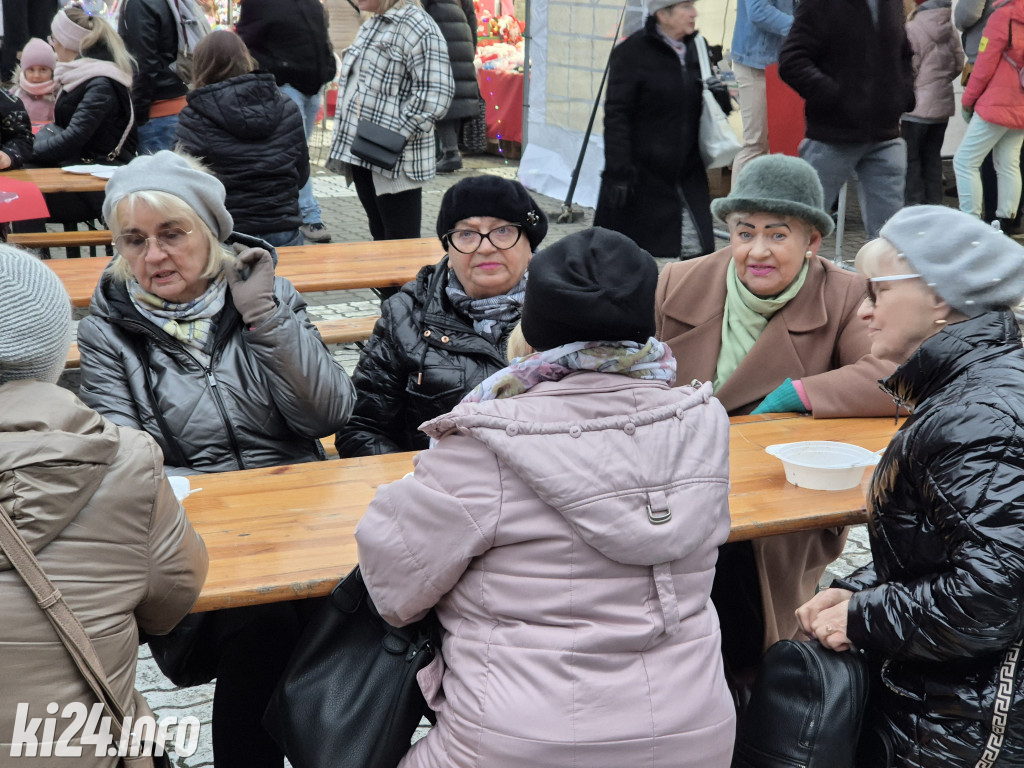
[
  {"x1": 853, "y1": 237, "x2": 902, "y2": 279},
  {"x1": 110, "y1": 190, "x2": 233, "y2": 282},
  {"x1": 63, "y1": 7, "x2": 134, "y2": 76},
  {"x1": 371, "y1": 0, "x2": 420, "y2": 15},
  {"x1": 505, "y1": 322, "x2": 533, "y2": 361}
]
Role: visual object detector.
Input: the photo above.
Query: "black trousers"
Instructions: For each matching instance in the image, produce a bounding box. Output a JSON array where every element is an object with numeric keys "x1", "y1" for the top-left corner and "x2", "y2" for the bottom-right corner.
[
  {"x1": 0, "y1": 0, "x2": 58, "y2": 80},
  {"x1": 351, "y1": 164, "x2": 422, "y2": 241},
  {"x1": 902, "y1": 120, "x2": 948, "y2": 206}
]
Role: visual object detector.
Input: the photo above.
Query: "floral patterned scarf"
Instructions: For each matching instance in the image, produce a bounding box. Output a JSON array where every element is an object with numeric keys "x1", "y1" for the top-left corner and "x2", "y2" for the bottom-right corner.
[{"x1": 462, "y1": 338, "x2": 676, "y2": 403}]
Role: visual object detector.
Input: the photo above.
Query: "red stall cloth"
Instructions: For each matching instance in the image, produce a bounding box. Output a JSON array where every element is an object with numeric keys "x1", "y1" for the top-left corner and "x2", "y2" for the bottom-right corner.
[
  {"x1": 476, "y1": 69, "x2": 524, "y2": 144},
  {"x1": 765, "y1": 63, "x2": 805, "y2": 157}
]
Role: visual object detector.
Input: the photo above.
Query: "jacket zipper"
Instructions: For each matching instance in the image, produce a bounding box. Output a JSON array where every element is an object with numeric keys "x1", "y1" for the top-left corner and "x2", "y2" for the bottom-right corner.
[{"x1": 206, "y1": 369, "x2": 245, "y2": 470}]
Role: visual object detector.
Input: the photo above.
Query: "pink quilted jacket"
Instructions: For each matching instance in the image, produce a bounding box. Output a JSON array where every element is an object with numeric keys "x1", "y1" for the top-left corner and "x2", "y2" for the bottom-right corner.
[
  {"x1": 963, "y1": 0, "x2": 1024, "y2": 129},
  {"x1": 356, "y1": 372, "x2": 736, "y2": 768}
]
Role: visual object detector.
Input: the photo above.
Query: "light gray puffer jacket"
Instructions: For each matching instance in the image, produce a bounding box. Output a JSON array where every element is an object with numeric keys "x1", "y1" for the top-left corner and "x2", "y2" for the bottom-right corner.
[
  {"x1": 357, "y1": 373, "x2": 736, "y2": 768},
  {"x1": 905, "y1": 0, "x2": 965, "y2": 121},
  {"x1": 77, "y1": 271, "x2": 354, "y2": 473},
  {"x1": 0, "y1": 381, "x2": 207, "y2": 767}
]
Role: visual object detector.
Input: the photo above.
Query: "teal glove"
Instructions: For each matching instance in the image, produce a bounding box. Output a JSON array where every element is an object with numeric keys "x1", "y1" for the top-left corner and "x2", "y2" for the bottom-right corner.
[
  {"x1": 962, "y1": 106, "x2": 974, "y2": 123},
  {"x1": 751, "y1": 378, "x2": 810, "y2": 415}
]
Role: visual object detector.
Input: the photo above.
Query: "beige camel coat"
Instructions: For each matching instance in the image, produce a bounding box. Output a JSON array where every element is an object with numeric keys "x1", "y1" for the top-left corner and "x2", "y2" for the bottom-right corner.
[{"x1": 655, "y1": 247, "x2": 896, "y2": 649}]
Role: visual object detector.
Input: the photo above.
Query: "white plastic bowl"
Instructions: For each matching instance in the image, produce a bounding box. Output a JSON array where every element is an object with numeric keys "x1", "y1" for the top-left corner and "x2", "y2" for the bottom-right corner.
[{"x1": 765, "y1": 441, "x2": 881, "y2": 491}]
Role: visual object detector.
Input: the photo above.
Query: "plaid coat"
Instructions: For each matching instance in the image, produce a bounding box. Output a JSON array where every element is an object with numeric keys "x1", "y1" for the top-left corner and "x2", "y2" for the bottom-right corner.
[{"x1": 329, "y1": 4, "x2": 454, "y2": 182}]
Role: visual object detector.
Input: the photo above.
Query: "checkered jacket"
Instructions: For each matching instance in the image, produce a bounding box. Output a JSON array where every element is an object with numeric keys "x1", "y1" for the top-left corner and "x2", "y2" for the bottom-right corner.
[{"x1": 329, "y1": 4, "x2": 454, "y2": 181}]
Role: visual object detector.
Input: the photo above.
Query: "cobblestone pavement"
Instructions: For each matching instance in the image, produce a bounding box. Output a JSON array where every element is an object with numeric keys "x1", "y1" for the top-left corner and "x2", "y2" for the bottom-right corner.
[{"x1": 57, "y1": 123, "x2": 881, "y2": 766}]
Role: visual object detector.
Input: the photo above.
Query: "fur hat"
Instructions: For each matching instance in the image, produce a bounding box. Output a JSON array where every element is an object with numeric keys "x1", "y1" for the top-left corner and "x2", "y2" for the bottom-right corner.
[
  {"x1": 879, "y1": 205, "x2": 1024, "y2": 317},
  {"x1": 436, "y1": 176, "x2": 548, "y2": 251},
  {"x1": 521, "y1": 227, "x2": 658, "y2": 351},
  {"x1": 711, "y1": 154, "x2": 836, "y2": 237},
  {"x1": 0, "y1": 246, "x2": 72, "y2": 385},
  {"x1": 103, "y1": 151, "x2": 234, "y2": 241},
  {"x1": 20, "y1": 38, "x2": 56, "y2": 72}
]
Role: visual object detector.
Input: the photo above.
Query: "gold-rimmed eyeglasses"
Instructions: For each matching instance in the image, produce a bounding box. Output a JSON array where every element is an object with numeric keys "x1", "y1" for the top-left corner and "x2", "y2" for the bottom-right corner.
[
  {"x1": 865, "y1": 274, "x2": 922, "y2": 305},
  {"x1": 114, "y1": 228, "x2": 194, "y2": 259}
]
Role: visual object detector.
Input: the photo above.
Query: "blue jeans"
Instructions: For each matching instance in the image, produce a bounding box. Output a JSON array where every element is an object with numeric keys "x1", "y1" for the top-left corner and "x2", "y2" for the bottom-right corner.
[
  {"x1": 258, "y1": 228, "x2": 304, "y2": 248},
  {"x1": 138, "y1": 114, "x2": 180, "y2": 154},
  {"x1": 279, "y1": 84, "x2": 323, "y2": 226},
  {"x1": 799, "y1": 137, "x2": 907, "y2": 238},
  {"x1": 953, "y1": 113, "x2": 1024, "y2": 219}
]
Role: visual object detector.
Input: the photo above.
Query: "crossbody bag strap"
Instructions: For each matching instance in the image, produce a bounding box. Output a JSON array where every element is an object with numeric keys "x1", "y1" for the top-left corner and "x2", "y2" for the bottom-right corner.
[
  {"x1": 107, "y1": 96, "x2": 135, "y2": 163},
  {"x1": 0, "y1": 507, "x2": 133, "y2": 737}
]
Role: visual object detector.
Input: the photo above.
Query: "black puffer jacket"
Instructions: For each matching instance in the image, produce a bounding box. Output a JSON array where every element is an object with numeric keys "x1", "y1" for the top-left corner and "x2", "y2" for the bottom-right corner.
[
  {"x1": 78, "y1": 270, "x2": 355, "y2": 474},
  {"x1": 335, "y1": 258, "x2": 514, "y2": 457},
  {"x1": 176, "y1": 73, "x2": 309, "y2": 235},
  {"x1": 235, "y1": 0, "x2": 335, "y2": 96},
  {"x1": 33, "y1": 72, "x2": 136, "y2": 165},
  {"x1": 117, "y1": 0, "x2": 189, "y2": 123},
  {"x1": 838, "y1": 311, "x2": 1024, "y2": 768},
  {"x1": 423, "y1": 0, "x2": 479, "y2": 120}
]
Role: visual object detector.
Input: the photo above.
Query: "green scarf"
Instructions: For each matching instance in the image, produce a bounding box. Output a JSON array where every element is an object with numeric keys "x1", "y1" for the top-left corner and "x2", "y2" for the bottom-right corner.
[{"x1": 714, "y1": 259, "x2": 809, "y2": 391}]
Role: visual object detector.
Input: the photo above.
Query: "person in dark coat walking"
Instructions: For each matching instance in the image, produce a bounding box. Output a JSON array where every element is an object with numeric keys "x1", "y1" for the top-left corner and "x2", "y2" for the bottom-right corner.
[
  {"x1": 236, "y1": 0, "x2": 336, "y2": 244},
  {"x1": 594, "y1": 0, "x2": 731, "y2": 260},
  {"x1": 335, "y1": 175, "x2": 548, "y2": 457},
  {"x1": 778, "y1": 0, "x2": 915, "y2": 238},
  {"x1": 798, "y1": 205, "x2": 1024, "y2": 768},
  {"x1": 424, "y1": 0, "x2": 479, "y2": 173},
  {"x1": 175, "y1": 30, "x2": 309, "y2": 248},
  {"x1": 117, "y1": 0, "x2": 196, "y2": 153}
]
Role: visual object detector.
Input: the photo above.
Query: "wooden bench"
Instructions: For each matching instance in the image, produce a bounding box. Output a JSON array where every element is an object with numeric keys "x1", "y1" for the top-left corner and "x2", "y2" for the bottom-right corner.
[
  {"x1": 46, "y1": 237, "x2": 438, "y2": 308},
  {"x1": 9, "y1": 230, "x2": 112, "y2": 249},
  {"x1": 188, "y1": 415, "x2": 902, "y2": 612},
  {"x1": 64, "y1": 315, "x2": 380, "y2": 370}
]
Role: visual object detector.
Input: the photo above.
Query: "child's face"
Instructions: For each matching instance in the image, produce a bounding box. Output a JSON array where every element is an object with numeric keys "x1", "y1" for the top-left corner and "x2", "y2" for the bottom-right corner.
[{"x1": 24, "y1": 65, "x2": 52, "y2": 84}]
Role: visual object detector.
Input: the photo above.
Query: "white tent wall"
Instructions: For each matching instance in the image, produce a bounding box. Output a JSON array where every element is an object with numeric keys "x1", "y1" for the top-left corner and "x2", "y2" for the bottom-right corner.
[{"x1": 519, "y1": 0, "x2": 737, "y2": 209}]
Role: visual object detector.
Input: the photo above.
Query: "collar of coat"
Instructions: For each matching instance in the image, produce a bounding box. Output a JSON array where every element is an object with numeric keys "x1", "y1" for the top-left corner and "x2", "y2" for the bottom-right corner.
[{"x1": 658, "y1": 247, "x2": 840, "y2": 411}]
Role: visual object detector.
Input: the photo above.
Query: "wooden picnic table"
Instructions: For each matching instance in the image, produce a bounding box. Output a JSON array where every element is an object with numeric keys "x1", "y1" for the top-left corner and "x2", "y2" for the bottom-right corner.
[
  {"x1": 188, "y1": 414, "x2": 901, "y2": 613},
  {"x1": 4, "y1": 166, "x2": 110, "y2": 194},
  {"x1": 46, "y1": 237, "x2": 440, "y2": 307}
]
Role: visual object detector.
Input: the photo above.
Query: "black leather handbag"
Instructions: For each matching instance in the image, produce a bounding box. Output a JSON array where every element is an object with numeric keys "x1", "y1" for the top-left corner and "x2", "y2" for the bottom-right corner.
[
  {"x1": 731, "y1": 639, "x2": 870, "y2": 768},
  {"x1": 351, "y1": 119, "x2": 407, "y2": 171},
  {"x1": 263, "y1": 566, "x2": 440, "y2": 768}
]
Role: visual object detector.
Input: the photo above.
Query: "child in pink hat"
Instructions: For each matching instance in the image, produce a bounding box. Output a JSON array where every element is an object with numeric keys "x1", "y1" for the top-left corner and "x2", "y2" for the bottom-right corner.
[{"x1": 11, "y1": 38, "x2": 57, "y2": 131}]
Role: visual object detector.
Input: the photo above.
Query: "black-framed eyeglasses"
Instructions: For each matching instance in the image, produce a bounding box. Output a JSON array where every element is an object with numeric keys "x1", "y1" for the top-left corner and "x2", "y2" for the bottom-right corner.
[
  {"x1": 864, "y1": 274, "x2": 922, "y2": 305},
  {"x1": 446, "y1": 224, "x2": 524, "y2": 254},
  {"x1": 114, "y1": 227, "x2": 194, "y2": 259}
]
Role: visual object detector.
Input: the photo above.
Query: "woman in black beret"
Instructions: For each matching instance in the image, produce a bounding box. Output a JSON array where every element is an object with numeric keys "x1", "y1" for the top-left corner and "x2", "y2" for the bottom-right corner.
[{"x1": 335, "y1": 174, "x2": 548, "y2": 457}]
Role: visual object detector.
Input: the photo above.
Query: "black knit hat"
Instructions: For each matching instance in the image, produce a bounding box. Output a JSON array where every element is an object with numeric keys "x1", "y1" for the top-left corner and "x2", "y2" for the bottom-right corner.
[
  {"x1": 436, "y1": 176, "x2": 548, "y2": 251},
  {"x1": 521, "y1": 228, "x2": 658, "y2": 351}
]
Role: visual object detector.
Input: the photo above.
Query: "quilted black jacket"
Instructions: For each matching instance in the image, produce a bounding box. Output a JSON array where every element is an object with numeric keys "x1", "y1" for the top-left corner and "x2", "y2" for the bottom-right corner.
[
  {"x1": 838, "y1": 310, "x2": 1024, "y2": 767},
  {"x1": 0, "y1": 89, "x2": 33, "y2": 168},
  {"x1": 175, "y1": 73, "x2": 309, "y2": 235},
  {"x1": 78, "y1": 270, "x2": 354, "y2": 474},
  {"x1": 335, "y1": 258, "x2": 513, "y2": 458},
  {"x1": 423, "y1": 0, "x2": 479, "y2": 120},
  {"x1": 117, "y1": 0, "x2": 189, "y2": 123},
  {"x1": 33, "y1": 74, "x2": 136, "y2": 166}
]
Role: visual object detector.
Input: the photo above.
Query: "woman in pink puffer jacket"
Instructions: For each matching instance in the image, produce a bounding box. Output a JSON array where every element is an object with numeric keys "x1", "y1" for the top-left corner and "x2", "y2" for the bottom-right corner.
[
  {"x1": 954, "y1": 0, "x2": 1024, "y2": 232},
  {"x1": 356, "y1": 227, "x2": 736, "y2": 768}
]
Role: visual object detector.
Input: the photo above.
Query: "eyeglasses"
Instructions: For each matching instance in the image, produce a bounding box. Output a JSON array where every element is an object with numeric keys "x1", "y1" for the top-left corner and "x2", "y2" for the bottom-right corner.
[
  {"x1": 446, "y1": 224, "x2": 524, "y2": 254},
  {"x1": 864, "y1": 274, "x2": 922, "y2": 305},
  {"x1": 114, "y1": 227, "x2": 194, "y2": 259}
]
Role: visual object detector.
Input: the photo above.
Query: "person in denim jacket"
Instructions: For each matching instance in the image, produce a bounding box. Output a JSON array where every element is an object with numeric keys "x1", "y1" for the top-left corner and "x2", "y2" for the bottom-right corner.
[{"x1": 729, "y1": 0, "x2": 793, "y2": 183}]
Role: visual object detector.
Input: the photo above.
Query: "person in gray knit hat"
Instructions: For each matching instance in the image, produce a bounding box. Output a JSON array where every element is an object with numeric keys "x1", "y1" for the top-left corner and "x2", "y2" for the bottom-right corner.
[
  {"x1": 0, "y1": 244, "x2": 72, "y2": 385},
  {"x1": 799, "y1": 211, "x2": 1024, "y2": 768},
  {"x1": 78, "y1": 149, "x2": 354, "y2": 768},
  {"x1": 654, "y1": 153, "x2": 899, "y2": 706}
]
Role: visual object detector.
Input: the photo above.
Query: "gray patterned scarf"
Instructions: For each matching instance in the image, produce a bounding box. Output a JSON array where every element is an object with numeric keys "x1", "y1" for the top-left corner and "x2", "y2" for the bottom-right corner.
[{"x1": 445, "y1": 270, "x2": 527, "y2": 344}]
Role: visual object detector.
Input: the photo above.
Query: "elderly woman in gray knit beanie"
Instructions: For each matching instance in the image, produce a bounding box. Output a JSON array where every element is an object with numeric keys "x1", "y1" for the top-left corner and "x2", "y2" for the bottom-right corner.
[
  {"x1": 798, "y1": 205, "x2": 1024, "y2": 768},
  {"x1": 0, "y1": 245, "x2": 207, "y2": 768},
  {"x1": 76, "y1": 150, "x2": 354, "y2": 768}
]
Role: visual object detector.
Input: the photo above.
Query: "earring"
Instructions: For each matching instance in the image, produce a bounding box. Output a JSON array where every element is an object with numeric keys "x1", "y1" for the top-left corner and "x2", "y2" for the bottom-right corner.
[
  {"x1": 805, "y1": 250, "x2": 814, "y2": 260},
  {"x1": 935, "y1": 319, "x2": 948, "y2": 326}
]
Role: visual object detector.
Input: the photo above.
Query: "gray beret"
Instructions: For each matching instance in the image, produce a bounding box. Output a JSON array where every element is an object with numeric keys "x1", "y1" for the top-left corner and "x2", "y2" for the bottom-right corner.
[
  {"x1": 647, "y1": 0, "x2": 690, "y2": 12},
  {"x1": 711, "y1": 154, "x2": 835, "y2": 237},
  {"x1": 103, "y1": 151, "x2": 234, "y2": 241},
  {"x1": 880, "y1": 205, "x2": 1024, "y2": 317},
  {"x1": 0, "y1": 246, "x2": 72, "y2": 385}
]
